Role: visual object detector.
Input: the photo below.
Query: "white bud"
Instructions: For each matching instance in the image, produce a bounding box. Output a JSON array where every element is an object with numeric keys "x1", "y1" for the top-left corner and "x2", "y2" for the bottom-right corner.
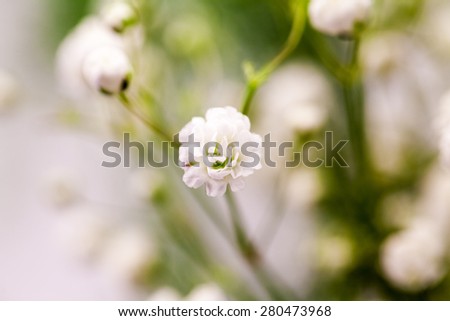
[
  {"x1": 101, "y1": 2, "x2": 138, "y2": 33},
  {"x1": 308, "y1": 0, "x2": 372, "y2": 36},
  {"x1": 82, "y1": 46, "x2": 133, "y2": 95}
]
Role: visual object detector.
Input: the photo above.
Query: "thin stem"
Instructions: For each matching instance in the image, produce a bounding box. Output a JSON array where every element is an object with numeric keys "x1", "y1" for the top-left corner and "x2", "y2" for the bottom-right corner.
[
  {"x1": 241, "y1": 0, "x2": 306, "y2": 116},
  {"x1": 225, "y1": 189, "x2": 258, "y2": 263},
  {"x1": 224, "y1": 190, "x2": 298, "y2": 300},
  {"x1": 118, "y1": 93, "x2": 173, "y2": 142}
]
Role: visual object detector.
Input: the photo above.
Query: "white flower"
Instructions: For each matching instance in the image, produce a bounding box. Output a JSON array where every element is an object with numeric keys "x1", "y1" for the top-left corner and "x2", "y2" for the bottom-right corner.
[
  {"x1": 56, "y1": 207, "x2": 112, "y2": 260},
  {"x1": 185, "y1": 283, "x2": 227, "y2": 301},
  {"x1": 381, "y1": 226, "x2": 447, "y2": 292},
  {"x1": 179, "y1": 107, "x2": 262, "y2": 197},
  {"x1": 359, "y1": 33, "x2": 406, "y2": 75},
  {"x1": 308, "y1": 0, "x2": 372, "y2": 36},
  {"x1": 129, "y1": 169, "x2": 163, "y2": 201},
  {"x1": 101, "y1": 1, "x2": 138, "y2": 33},
  {"x1": 56, "y1": 17, "x2": 125, "y2": 99},
  {"x1": 257, "y1": 62, "x2": 331, "y2": 141},
  {"x1": 82, "y1": 46, "x2": 133, "y2": 95},
  {"x1": 437, "y1": 91, "x2": 450, "y2": 166},
  {"x1": 99, "y1": 226, "x2": 156, "y2": 282}
]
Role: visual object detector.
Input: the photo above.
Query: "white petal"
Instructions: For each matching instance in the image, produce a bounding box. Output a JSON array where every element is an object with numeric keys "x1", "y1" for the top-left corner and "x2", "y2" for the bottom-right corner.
[
  {"x1": 205, "y1": 180, "x2": 227, "y2": 197},
  {"x1": 229, "y1": 178, "x2": 245, "y2": 192},
  {"x1": 183, "y1": 167, "x2": 207, "y2": 189}
]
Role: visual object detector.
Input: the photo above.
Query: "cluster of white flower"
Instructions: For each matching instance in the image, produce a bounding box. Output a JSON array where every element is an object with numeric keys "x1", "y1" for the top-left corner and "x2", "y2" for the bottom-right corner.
[
  {"x1": 56, "y1": 1, "x2": 138, "y2": 98},
  {"x1": 380, "y1": 167, "x2": 450, "y2": 292},
  {"x1": 308, "y1": 0, "x2": 372, "y2": 36},
  {"x1": 179, "y1": 107, "x2": 262, "y2": 197},
  {"x1": 381, "y1": 226, "x2": 446, "y2": 292}
]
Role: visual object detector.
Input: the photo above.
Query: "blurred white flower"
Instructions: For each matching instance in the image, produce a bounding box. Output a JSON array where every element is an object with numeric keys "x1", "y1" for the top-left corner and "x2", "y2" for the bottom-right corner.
[
  {"x1": 101, "y1": 1, "x2": 138, "y2": 33},
  {"x1": 99, "y1": 226, "x2": 156, "y2": 282},
  {"x1": 359, "y1": 33, "x2": 406, "y2": 76},
  {"x1": 129, "y1": 169, "x2": 163, "y2": 201},
  {"x1": 56, "y1": 207, "x2": 112, "y2": 260},
  {"x1": 257, "y1": 62, "x2": 331, "y2": 140},
  {"x1": 179, "y1": 106, "x2": 262, "y2": 197},
  {"x1": 419, "y1": 0, "x2": 450, "y2": 56},
  {"x1": 285, "y1": 168, "x2": 323, "y2": 208},
  {"x1": 148, "y1": 287, "x2": 181, "y2": 301},
  {"x1": 363, "y1": 32, "x2": 444, "y2": 176},
  {"x1": 437, "y1": 91, "x2": 450, "y2": 166},
  {"x1": 308, "y1": 0, "x2": 372, "y2": 36},
  {"x1": 381, "y1": 226, "x2": 447, "y2": 292},
  {"x1": 185, "y1": 283, "x2": 227, "y2": 301},
  {"x1": 42, "y1": 168, "x2": 80, "y2": 208},
  {"x1": 56, "y1": 17, "x2": 125, "y2": 99},
  {"x1": 82, "y1": 46, "x2": 133, "y2": 95},
  {"x1": 0, "y1": 70, "x2": 19, "y2": 112}
]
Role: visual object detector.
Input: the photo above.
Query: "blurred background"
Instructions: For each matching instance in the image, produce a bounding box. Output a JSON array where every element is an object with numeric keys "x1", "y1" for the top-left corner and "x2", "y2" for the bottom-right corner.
[{"x1": 1, "y1": 0, "x2": 450, "y2": 300}]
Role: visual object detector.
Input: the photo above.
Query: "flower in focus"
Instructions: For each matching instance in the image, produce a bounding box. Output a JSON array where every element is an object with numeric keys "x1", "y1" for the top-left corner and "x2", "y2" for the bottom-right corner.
[
  {"x1": 308, "y1": 0, "x2": 372, "y2": 36},
  {"x1": 178, "y1": 107, "x2": 262, "y2": 197},
  {"x1": 101, "y1": 1, "x2": 138, "y2": 33},
  {"x1": 82, "y1": 46, "x2": 133, "y2": 95}
]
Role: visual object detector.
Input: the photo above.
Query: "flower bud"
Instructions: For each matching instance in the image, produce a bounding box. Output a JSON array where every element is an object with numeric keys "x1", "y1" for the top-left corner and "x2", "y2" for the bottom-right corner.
[
  {"x1": 308, "y1": 0, "x2": 372, "y2": 36},
  {"x1": 82, "y1": 46, "x2": 133, "y2": 95},
  {"x1": 101, "y1": 1, "x2": 138, "y2": 33}
]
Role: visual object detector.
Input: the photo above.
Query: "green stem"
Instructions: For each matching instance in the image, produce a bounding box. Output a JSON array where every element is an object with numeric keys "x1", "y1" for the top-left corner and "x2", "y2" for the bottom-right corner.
[
  {"x1": 118, "y1": 93, "x2": 174, "y2": 142},
  {"x1": 225, "y1": 190, "x2": 258, "y2": 263},
  {"x1": 241, "y1": 0, "x2": 307, "y2": 116},
  {"x1": 342, "y1": 39, "x2": 368, "y2": 180},
  {"x1": 225, "y1": 190, "x2": 298, "y2": 300}
]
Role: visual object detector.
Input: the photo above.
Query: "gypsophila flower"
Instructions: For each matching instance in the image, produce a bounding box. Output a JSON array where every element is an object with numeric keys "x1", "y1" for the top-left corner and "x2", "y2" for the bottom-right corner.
[
  {"x1": 381, "y1": 226, "x2": 446, "y2": 292},
  {"x1": 82, "y1": 46, "x2": 133, "y2": 95},
  {"x1": 56, "y1": 17, "x2": 125, "y2": 99},
  {"x1": 308, "y1": 0, "x2": 372, "y2": 36},
  {"x1": 101, "y1": 1, "x2": 138, "y2": 33},
  {"x1": 179, "y1": 106, "x2": 262, "y2": 197}
]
